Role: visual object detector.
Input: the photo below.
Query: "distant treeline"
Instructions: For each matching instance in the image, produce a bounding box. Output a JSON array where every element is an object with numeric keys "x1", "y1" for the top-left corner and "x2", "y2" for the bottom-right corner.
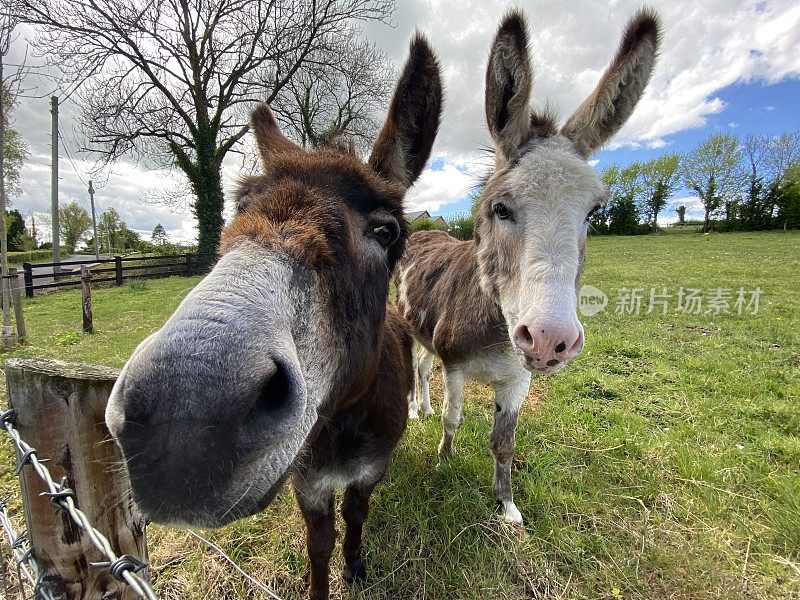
[{"x1": 591, "y1": 131, "x2": 800, "y2": 235}]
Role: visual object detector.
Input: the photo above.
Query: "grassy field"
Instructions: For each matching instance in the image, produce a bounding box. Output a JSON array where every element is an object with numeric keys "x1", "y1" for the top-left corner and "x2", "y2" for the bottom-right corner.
[{"x1": 1, "y1": 231, "x2": 799, "y2": 599}]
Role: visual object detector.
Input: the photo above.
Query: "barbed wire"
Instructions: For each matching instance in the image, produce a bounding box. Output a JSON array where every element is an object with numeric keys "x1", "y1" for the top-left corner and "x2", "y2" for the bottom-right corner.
[
  {"x1": 0, "y1": 409, "x2": 158, "y2": 600},
  {"x1": 1, "y1": 499, "x2": 39, "y2": 600}
]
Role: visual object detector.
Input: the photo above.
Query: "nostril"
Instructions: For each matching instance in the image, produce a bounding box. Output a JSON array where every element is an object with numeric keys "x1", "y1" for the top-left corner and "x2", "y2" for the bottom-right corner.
[
  {"x1": 514, "y1": 324, "x2": 534, "y2": 350},
  {"x1": 256, "y1": 362, "x2": 290, "y2": 415},
  {"x1": 240, "y1": 357, "x2": 306, "y2": 446},
  {"x1": 568, "y1": 330, "x2": 584, "y2": 356},
  {"x1": 554, "y1": 341, "x2": 566, "y2": 353}
]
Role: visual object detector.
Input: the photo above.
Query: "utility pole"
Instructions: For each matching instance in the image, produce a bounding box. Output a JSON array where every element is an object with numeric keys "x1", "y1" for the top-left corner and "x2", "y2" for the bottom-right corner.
[
  {"x1": 0, "y1": 48, "x2": 15, "y2": 347},
  {"x1": 51, "y1": 96, "x2": 61, "y2": 275},
  {"x1": 88, "y1": 180, "x2": 99, "y2": 259}
]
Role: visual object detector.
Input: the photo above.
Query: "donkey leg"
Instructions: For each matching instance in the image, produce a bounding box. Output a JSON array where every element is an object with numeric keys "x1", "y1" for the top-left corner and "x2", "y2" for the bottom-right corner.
[
  {"x1": 491, "y1": 371, "x2": 531, "y2": 524},
  {"x1": 408, "y1": 344, "x2": 420, "y2": 419},
  {"x1": 295, "y1": 489, "x2": 337, "y2": 600},
  {"x1": 418, "y1": 347, "x2": 435, "y2": 417},
  {"x1": 437, "y1": 366, "x2": 466, "y2": 461},
  {"x1": 341, "y1": 479, "x2": 380, "y2": 584}
]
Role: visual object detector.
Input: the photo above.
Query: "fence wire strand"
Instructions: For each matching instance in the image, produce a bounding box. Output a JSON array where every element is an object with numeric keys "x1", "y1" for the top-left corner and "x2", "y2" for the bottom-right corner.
[
  {"x1": 1, "y1": 499, "x2": 38, "y2": 599},
  {"x1": 187, "y1": 530, "x2": 283, "y2": 600},
  {"x1": 1, "y1": 409, "x2": 158, "y2": 600}
]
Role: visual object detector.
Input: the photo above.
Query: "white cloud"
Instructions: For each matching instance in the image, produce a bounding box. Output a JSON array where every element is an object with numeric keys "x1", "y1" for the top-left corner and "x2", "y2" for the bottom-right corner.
[
  {"x1": 405, "y1": 154, "x2": 483, "y2": 213},
  {"x1": 9, "y1": 1, "x2": 800, "y2": 239}
]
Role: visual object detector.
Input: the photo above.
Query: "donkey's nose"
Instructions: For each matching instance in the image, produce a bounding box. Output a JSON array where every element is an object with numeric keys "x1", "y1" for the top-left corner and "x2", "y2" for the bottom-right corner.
[{"x1": 512, "y1": 321, "x2": 584, "y2": 371}]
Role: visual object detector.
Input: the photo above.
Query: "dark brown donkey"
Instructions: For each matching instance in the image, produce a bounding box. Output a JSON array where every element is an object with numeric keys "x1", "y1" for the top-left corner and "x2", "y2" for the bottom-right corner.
[
  {"x1": 398, "y1": 10, "x2": 661, "y2": 524},
  {"x1": 105, "y1": 35, "x2": 442, "y2": 600}
]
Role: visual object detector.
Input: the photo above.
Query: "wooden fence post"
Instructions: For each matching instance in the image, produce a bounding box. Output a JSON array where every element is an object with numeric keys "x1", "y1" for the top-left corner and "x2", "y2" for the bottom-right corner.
[
  {"x1": 4, "y1": 358, "x2": 149, "y2": 599},
  {"x1": 114, "y1": 256, "x2": 123, "y2": 286},
  {"x1": 185, "y1": 254, "x2": 193, "y2": 277},
  {"x1": 9, "y1": 267, "x2": 26, "y2": 341},
  {"x1": 22, "y1": 262, "x2": 34, "y2": 298},
  {"x1": 81, "y1": 266, "x2": 93, "y2": 333}
]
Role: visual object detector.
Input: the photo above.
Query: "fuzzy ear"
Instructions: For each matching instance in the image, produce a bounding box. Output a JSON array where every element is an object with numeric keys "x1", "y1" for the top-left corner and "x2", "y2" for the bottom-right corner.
[
  {"x1": 368, "y1": 32, "x2": 443, "y2": 189},
  {"x1": 485, "y1": 10, "x2": 532, "y2": 164},
  {"x1": 561, "y1": 9, "x2": 661, "y2": 157},
  {"x1": 250, "y1": 103, "x2": 302, "y2": 168}
]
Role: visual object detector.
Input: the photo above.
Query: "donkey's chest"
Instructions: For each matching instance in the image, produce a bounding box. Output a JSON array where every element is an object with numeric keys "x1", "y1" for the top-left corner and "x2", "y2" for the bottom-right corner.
[
  {"x1": 293, "y1": 408, "x2": 400, "y2": 507},
  {"x1": 293, "y1": 440, "x2": 386, "y2": 508}
]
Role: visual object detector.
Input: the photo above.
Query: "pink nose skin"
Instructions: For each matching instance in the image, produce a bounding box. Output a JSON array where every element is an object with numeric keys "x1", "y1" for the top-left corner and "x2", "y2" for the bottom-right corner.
[{"x1": 512, "y1": 321, "x2": 584, "y2": 372}]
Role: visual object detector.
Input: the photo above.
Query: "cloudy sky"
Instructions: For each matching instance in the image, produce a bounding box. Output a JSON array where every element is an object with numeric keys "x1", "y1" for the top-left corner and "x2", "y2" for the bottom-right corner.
[{"x1": 7, "y1": 0, "x2": 800, "y2": 242}]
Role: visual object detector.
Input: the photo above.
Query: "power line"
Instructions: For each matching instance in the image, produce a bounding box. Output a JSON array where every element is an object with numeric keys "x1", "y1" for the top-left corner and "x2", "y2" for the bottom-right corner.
[{"x1": 58, "y1": 123, "x2": 89, "y2": 188}]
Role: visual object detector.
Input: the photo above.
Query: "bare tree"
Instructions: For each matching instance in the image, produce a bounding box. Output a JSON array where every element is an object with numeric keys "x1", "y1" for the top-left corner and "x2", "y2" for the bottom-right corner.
[
  {"x1": 17, "y1": 0, "x2": 395, "y2": 264},
  {"x1": 742, "y1": 130, "x2": 800, "y2": 185},
  {"x1": 272, "y1": 32, "x2": 392, "y2": 151},
  {"x1": 742, "y1": 133, "x2": 770, "y2": 181},
  {"x1": 1, "y1": 11, "x2": 31, "y2": 345}
]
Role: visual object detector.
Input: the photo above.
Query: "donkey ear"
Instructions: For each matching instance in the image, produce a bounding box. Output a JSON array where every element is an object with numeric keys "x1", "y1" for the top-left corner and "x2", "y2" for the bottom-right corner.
[
  {"x1": 368, "y1": 33, "x2": 443, "y2": 189},
  {"x1": 561, "y1": 9, "x2": 661, "y2": 157},
  {"x1": 485, "y1": 11, "x2": 532, "y2": 164},
  {"x1": 250, "y1": 103, "x2": 302, "y2": 168}
]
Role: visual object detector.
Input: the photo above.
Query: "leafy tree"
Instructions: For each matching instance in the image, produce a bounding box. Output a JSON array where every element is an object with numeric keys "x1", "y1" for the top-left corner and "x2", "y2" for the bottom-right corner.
[
  {"x1": 408, "y1": 217, "x2": 440, "y2": 233},
  {"x1": 18, "y1": 0, "x2": 395, "y2": 265},
  {"x1": 1, "y1": 85, "x2": 27, "y2": 203},
  {"x1": 97, "y1": 208, "x2": 124, "y2": 253},
  {"x1": 772, "y1": 163, "x2": 800, "y2": 229},
  {"x1": 151, "y1": 223, "x2": 168, "y2": 246},
  {"x1": 120, "y1": 227, "x2": 141, "y2": 250},
  {"x1": 59, "y1": 201, "x2": 92, "y2": 253},
  {"x1": 5, "y1": 209, "x2": 25, "y2": 250},
  {"x1": 607, "y1": 196, "x2": 643, "y2": 235},
  {"x1": 448, "y1": 215, "x2": 474, "y2": 240},
  {"x1": 639, "y1": 154, "x2": 680, "y2": 229},
  {"x1": 97, "y1": 207, "x2": 141, "y2": 252},
  {"x1": 682, "y1": 134, "x2": 742, "y2": 232},
  {"x1": 675, "y1": 205, "x2": 686, "y2": 225},
  {"x1": 600, "y1": 163, "x2": 647, "y2": 235}
]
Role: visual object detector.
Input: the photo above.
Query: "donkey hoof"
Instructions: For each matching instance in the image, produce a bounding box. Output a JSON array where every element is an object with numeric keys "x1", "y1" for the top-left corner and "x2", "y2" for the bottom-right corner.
[
  {"x1": 343, "y1": 558, "x2": 367, "y2": 584},
  {"x1": 422, "y1": 408, "x2": 435, "y2": 418},
  {"x1": 408, "y1": 409, "x2": 420, "y2": 420},
  {"x1": 500, "y1": 501, "x2": 524, "y2": 525}
]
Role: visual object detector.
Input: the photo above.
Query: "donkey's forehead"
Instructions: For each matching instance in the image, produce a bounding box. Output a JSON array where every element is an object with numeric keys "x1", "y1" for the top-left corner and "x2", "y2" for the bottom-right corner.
[
  {"x1": 503, "y1": 136, "x2": 605, "y2": 203},
  {"x1": 265, "y1": 150, "x2": 406, "y2": 214}
]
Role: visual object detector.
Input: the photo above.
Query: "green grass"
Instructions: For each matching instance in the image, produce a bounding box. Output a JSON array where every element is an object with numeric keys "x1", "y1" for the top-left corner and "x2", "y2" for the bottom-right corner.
[{"x1": 2, "y1": 231, "x2": 799, "y2": 599}]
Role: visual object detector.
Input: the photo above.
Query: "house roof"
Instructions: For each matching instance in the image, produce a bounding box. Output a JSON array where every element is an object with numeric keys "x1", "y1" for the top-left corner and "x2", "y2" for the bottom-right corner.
[{"x1": 404, "y1": 210, "x2": 430, "y2": 221}]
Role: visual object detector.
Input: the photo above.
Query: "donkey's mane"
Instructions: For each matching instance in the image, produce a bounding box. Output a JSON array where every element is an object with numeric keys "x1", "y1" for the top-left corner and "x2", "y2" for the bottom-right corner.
[{"x1": 474, "y1": 108, "x2": 561, "y2": 190}]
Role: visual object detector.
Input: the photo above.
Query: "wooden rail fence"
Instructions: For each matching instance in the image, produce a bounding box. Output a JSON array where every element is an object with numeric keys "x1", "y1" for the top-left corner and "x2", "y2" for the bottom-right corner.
[{"x1": 21, "y1": 254, "x2": 201, "y2": 298}]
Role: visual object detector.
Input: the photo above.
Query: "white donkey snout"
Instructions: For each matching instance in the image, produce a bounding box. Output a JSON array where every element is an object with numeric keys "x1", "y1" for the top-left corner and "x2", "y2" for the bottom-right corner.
[{"x1": 512, "y1": 317, "x2": 584, "y2": 372}]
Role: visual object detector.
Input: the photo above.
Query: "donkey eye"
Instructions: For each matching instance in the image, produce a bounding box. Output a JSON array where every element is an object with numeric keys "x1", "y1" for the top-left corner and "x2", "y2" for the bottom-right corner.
[
  {"x1": 492, "y1": 202, "x2": 512, "y2": 220},
  {"x1": 586, "y1": 204, "x2": 602, "y2": 220},
  {"x1": 372, "y1": 224, "x2": 398, "y2": 248}
]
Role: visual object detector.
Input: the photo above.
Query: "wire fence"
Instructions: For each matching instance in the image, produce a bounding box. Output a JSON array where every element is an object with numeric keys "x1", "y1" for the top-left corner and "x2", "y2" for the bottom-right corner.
[
  {"x1": 1, "y1": 405, "x2": 285, "y2": 600},
  {"x1": 1, "y1": 408, "x2": 158, "y2": 600},
  {"x1": 0, "y1": 500, "x2": 57, "y2": 600}
]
